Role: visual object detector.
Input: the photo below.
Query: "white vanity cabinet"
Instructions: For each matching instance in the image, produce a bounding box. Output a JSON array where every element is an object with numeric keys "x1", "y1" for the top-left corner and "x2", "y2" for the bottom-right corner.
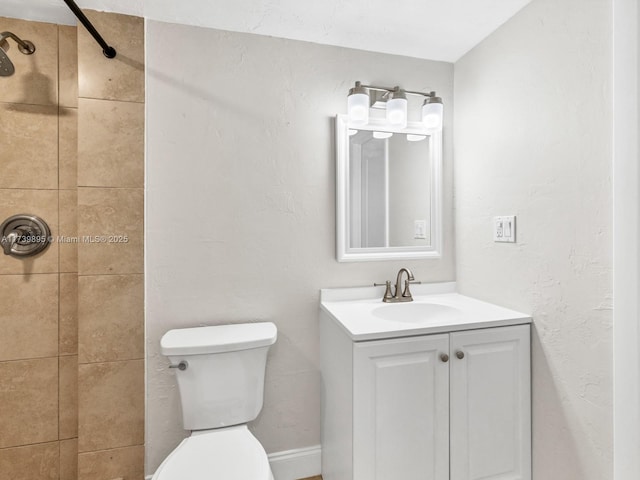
[
  {"x1": 320, "y1": 308, "x2": 531, "y2": 480},
  {"x1": 449, "y1": 326, "x2": 531, "y2": 480},
  {"x1": 353, "y1": 333, "x2": 450, "y2": 480}
]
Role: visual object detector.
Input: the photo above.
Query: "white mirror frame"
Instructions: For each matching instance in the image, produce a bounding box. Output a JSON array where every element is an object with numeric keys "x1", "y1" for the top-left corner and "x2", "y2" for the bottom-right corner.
[{"x1": 335, "y1": 114, "x2": 443, "y2": 262}]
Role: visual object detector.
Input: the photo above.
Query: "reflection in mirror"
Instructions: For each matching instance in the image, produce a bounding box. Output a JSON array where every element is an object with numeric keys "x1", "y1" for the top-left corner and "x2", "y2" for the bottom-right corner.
[
  {"x1": 349, "y1": 130, "x2": 431, "y2": 248},
  {"x1": 336, "y1": 115, "x2": 442, "y2": 262}
]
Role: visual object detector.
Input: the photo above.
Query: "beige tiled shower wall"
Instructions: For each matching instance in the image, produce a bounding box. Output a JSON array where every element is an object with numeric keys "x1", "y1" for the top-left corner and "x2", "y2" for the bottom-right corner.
[
  {"x1": 76, "y1": 10, "x2": 145, "y2": 480},
  {"x1": 0, "y1": 17, "x2": 78, "y2": 480},
  {"x1": 0, "y1": 12, "x2": 143, "y2": 479}
]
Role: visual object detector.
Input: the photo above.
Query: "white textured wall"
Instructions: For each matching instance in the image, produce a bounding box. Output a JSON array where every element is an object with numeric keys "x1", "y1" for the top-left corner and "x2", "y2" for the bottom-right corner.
[
  {"x1": 613, "y1": 0, "x2": 640, "y2": 478},
  {"x1": 454, "y1": 0, "x2": 613, "y2": 479},
  {"x1": 145, "y1": 21, "x2": 454, "y2": 474}
]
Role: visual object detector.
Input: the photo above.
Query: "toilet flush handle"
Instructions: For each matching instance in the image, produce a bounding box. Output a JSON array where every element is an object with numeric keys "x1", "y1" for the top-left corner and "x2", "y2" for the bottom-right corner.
[{"x1": 169, "y1": 360, "x2": 188, "y2": 371}]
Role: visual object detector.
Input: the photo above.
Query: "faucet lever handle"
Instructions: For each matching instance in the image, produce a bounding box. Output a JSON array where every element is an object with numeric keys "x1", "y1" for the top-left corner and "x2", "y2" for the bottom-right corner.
[
  {"x1": 376, "y1": 281, "x2": 394, "y2": 301},
  {"x1": 402, "y1": 279, "x2": 413, "y2": 298},
  {"x1": 383, "y1": 281, "x2": 394, "y2": 300},
  {"x1": 1, "y1": 230, "x2": 19, "y2": 255}
]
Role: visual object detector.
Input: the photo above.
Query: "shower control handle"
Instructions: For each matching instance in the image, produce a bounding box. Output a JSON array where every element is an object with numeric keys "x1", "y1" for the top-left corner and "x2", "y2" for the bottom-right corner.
[
  {"x1": 1, "y1": 230, "x2": 20, "y2": 255},
  {"x1": 0, "y1": 214, "x2": 51, "y2": 258}
]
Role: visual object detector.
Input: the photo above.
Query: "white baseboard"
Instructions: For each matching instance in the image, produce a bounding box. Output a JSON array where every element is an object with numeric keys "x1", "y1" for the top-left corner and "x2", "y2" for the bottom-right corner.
[
  {"x1": 145, "y1": 445, "x2": 322, "y2": 480},
  {"x1": 268, "y1": 445, "x2": 322, "y2": 480}
]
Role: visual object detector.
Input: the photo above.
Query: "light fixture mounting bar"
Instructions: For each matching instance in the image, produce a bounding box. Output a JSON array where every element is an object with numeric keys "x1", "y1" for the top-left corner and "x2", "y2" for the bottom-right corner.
[{"x1": 354, "y1": 81, "x2": 437, "y2": 99}]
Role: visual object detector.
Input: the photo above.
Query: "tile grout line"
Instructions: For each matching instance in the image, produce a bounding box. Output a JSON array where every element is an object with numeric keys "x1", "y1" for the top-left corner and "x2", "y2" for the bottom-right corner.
[
  {"x1": 0, "y1": 438, "x2": 74, "y2": 451},
  {"x1": 77, "y1": 442, "x2": 145, "y2": 455},
  {"x1": 78, "y1": 357, "x2": 145, "y2": 366}
]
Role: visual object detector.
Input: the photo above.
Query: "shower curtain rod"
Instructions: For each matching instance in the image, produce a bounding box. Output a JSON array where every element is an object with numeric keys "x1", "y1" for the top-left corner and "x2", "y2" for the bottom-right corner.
[{"x1": 62, "y1": 0, "x2": 116, "y2": 58}]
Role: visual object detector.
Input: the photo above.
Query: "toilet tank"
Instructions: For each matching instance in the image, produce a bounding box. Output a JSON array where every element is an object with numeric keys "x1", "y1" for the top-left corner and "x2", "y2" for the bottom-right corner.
[{"x1": 161, "y1": 322, "x2": 277, "y2": 431}]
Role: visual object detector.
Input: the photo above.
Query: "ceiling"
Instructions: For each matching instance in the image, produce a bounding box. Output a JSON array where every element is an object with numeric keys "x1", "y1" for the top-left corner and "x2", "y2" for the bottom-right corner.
[{"x1": 0, "y1": 0, "x2": 532, "y2": 62}]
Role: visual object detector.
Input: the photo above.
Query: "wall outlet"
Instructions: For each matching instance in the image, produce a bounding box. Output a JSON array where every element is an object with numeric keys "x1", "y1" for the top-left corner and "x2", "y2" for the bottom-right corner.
[{"x1": 494, "y1": 216, "x2": 516, "y2": 243}]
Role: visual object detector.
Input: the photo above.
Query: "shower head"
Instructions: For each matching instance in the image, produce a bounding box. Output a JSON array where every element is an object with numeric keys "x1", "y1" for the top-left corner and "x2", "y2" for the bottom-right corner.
[{"x1": 0, "y1": 31, "x2": 35, "y2": 77}]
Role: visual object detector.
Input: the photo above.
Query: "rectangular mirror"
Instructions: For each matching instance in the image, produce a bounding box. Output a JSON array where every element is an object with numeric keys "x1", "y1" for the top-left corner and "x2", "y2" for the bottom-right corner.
[{"x1": 336, "y1": 115, "x2": 442, "y2": 261}]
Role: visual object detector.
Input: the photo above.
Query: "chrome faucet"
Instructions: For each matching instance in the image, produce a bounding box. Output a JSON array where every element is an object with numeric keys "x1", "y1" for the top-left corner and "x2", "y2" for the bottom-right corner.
[{"x1": 379, "y1": 268, "x2": 415, "y2": 303}]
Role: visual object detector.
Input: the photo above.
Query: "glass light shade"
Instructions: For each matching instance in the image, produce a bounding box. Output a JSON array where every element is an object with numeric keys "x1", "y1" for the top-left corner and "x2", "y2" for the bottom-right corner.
[
  {"x1": 373, "y1": 131, "x2": 393, "y2": 139},
  {"x1": 422, "y1": 101, "x2": 444, "y2": 131},
  {"x1": 406, "y1": 134, "x2": 427, "y2": 142},
  {"x1": 348, "y1": 129, "x2": 358, "y2": 136},
  {"x1": 386, "y1": 96, "x2": 408, "y2": 128},
  {"x1": 348, "y1": 93, "x2": 370, "y2": 126}
]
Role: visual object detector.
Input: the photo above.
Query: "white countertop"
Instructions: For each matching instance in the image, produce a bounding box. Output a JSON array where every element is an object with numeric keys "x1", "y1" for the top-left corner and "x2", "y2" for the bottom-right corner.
[{"x1": 320, "y1": 282, "x2": 531, "y2": 341}]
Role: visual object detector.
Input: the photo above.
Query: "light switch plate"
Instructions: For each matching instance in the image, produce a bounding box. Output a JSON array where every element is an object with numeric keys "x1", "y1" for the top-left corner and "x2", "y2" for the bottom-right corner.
[
  {"x1": 414, "y1": 220, "x2": 427, "y2": 239},
  {"x1": 494, "y1": 216, "x2": 516, "y2": 243}
]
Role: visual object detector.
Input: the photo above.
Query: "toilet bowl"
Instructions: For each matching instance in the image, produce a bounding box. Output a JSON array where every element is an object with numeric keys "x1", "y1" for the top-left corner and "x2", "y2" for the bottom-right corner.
[
  {"x1": 151, "y1": 426, "x2": 273, "y2": 480},
  {"x1": 153, "y1": 322, "x2": 277, "y2": 480}
]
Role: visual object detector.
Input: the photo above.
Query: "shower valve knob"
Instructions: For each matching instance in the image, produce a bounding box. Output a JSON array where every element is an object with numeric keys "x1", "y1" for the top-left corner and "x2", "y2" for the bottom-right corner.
[{"x1": 0, "y1": 214, "x2": 51, "y2": 258}]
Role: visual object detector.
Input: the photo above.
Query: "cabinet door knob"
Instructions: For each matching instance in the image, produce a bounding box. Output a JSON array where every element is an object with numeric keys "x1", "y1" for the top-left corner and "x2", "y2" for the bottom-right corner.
[
  {"x1": 440, "y1": 353, "x2": 449, "y2": 363},
  {"x1": 455, "y1": 350, "x2": 465, "y2": 359}
]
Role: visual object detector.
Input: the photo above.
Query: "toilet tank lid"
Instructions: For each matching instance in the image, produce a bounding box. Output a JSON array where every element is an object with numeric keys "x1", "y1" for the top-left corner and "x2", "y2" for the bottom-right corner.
[{"x1": 161, "y1": 322, "x2": 277, "y2": 356}]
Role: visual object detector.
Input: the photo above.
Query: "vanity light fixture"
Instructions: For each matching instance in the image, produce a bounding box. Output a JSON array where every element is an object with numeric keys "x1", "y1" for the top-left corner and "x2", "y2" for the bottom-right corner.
[
  {"x1": 422, "y1": 94, "x2": 444, "y2": 132},
  {"x1": 347, "y1": 81, "x2": 443, "y2": 132},
  {"x1": 386, "y1": 88, "x2": 407, "y2": 128},
  {"x1": 348, "y1": 129, "x2": 358, "y2": 136},
  {"x1": 373, "y1": 131, "x2": 393, "y2": 139},
  {"x1": 347, "y1": 83, "x2": 370, "y2": 126},
  {"x1": 406, "y1": 134, "x2": 427, "y2": 142}
]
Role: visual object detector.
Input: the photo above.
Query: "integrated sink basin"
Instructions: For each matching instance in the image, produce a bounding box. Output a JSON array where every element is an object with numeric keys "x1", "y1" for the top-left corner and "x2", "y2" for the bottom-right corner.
[
  {"x1": 372, "y1": 302, "x2": 462, "y2": 323},
  {"x1": 320, "y1": 282, "x2": 531, "y2": 341}
]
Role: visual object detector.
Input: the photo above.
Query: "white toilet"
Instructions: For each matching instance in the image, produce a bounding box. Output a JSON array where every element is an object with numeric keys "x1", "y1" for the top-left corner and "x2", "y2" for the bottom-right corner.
[{"x1": 153, "y1": 322, "x2": 278, "y2": 480}]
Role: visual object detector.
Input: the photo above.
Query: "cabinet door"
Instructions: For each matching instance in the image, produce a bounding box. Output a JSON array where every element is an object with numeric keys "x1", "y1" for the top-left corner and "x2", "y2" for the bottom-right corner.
[
  {"x1": 353, "y1": 334, "x2": 450, "y2": 480},
  {"x1": 450, "y1": 325, "x2": 531, "y2": 480}
]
